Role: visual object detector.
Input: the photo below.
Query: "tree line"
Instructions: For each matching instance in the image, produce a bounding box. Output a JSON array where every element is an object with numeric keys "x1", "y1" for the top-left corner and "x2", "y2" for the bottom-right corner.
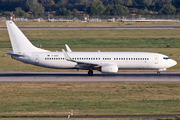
[{"x1": 0, "y1": 0, "x2": 180, "y2": 18}]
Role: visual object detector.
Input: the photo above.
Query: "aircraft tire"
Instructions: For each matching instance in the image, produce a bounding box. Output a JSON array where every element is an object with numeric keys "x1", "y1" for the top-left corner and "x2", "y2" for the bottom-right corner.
[
  {"x1": 88, "y1": 70, "x2": 93, "y2": 76},
  {"x1": 157, "y1": 71, "x2": 160, "y2": 75}
]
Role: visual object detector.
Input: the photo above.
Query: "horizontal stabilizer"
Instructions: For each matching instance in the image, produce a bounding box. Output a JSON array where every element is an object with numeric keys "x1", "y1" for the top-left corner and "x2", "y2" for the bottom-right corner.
[{"x1": 6, "y1": 50, "x2": 24, "y2": 57}]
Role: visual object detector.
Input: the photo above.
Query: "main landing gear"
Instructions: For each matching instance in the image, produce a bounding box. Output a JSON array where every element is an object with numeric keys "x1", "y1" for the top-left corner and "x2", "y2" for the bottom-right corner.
[
  {"x1": 157, "y1": 71, "x2": 160, "y2": 75},
  {"x1": 88, "y1": 70, "x2": 93, "y2": 76}
]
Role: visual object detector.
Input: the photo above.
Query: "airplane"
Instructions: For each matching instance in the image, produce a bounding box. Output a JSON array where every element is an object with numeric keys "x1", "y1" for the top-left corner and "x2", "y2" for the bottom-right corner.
[{"x1": 6, "y1": 21, "x2": 177, "y2": 76}]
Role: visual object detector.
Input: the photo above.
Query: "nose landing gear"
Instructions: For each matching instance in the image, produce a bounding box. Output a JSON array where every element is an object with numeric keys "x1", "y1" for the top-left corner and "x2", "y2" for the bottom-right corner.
[{"x1": 88, "y1": 70, "x2": 93, "y2": 76}]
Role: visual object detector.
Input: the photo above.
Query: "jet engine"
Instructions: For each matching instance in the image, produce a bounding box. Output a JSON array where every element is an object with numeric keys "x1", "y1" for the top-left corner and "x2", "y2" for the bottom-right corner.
[{"x1": 101, "y1": 64, "x2": 118, "y2": 73}]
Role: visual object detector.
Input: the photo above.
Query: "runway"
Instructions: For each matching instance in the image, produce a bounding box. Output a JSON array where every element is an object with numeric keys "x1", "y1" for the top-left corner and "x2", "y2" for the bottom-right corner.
[
  {"x1": 1, "y1": 72, "x2": 180, "y2": 82},
  {"x1": 1, "y1": 26, "x2": 180, "y2": 30},
  {"x1": 0, "y1": 115, "x2": 176, "y2": 119}
]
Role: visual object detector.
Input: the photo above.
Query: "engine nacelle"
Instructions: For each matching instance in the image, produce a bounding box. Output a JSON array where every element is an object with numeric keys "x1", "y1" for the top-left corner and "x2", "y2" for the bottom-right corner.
[{"x1": 101, "y1": 64, "x2": 118, "y2": 73}]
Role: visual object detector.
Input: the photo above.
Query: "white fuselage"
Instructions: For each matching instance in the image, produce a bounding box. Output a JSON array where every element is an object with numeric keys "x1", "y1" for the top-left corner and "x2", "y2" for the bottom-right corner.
[{"x1": 12, "y1": 51, "x2": 177, "y2": 71}]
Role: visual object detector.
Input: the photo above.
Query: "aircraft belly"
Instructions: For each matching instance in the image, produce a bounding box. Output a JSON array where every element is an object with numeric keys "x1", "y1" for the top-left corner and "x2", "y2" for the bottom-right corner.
[
  {"x1": 39, "y1": 61, "x2": 76, "y2": 69},
  {"x1": 118, "y1": 61, "x2": 152, "y2": 69}
]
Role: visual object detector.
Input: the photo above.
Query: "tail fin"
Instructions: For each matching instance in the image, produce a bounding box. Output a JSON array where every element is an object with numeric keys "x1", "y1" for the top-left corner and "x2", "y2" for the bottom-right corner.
[{"x1": 6, "y1": 21, "x2": 49, "y2": 53}]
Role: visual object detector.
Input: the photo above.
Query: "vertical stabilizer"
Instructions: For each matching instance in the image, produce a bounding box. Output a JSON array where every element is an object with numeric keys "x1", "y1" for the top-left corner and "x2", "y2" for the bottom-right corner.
[{"x1": 6, "y1": 21, "x2": 49, "y2": 53}]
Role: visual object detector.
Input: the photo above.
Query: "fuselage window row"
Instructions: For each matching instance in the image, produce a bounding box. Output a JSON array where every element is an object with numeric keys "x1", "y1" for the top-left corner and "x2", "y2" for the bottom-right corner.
[
  {"x1": 45, "y1": 57, "x2": 149, "y2": 61},
  {"x1": 114, "y1": 58, "x2": 149, "y2": 60},
  {"x1": 45, "y1": 58, "x2": 65, "y2": 60},
  {"x1": 45, "y1": 58, "x2": 101, "y2": 60}
]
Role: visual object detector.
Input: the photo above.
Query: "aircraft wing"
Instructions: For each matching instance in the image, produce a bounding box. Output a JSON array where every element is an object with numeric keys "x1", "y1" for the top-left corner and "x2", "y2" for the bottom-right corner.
[
  {"x1": 6, "y1": 50, "x2": 25, "y2": 57},
  {"x1": 62, "y1": 49, "x2": 101, "y2": 67}
]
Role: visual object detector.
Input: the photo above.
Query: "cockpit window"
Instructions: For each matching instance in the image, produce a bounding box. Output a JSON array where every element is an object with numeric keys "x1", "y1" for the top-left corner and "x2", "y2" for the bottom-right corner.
[{"x1": 163, "y1": 57, "x2": 170, "y2": 60}]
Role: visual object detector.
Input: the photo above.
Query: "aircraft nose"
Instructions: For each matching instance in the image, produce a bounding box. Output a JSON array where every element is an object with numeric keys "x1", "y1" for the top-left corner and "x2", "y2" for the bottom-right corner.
[{"x1": 170, "y1": 59, "x2": 177, "y2": 67}]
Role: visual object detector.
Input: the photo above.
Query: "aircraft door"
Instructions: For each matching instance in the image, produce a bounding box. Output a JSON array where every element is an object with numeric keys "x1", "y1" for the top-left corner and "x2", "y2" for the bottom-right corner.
[
  {"x1": 35, "y1": 55, "x2": 39, "y2": 63},
  {"x1": 154, "y1": 55, "x2": 159, "y2": 64}
]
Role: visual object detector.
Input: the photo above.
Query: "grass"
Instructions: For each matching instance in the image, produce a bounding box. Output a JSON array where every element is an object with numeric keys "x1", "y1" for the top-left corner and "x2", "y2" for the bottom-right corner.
[
  {"x1": 0, "y1": 82, "x2": 180, "y2": 117},
  {"x1": 1, "y1": 30, "x2": 180, "y2": 48},
  {"x1": 0, "y1": 118, "x2": 175, "y2": 120},
  {"x1": 1, "y1": 21, "x2": 180, "y2": 27}
]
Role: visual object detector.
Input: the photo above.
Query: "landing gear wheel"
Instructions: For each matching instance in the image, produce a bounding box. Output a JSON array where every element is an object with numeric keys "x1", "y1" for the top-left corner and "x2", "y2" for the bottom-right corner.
[
  {"x1": 88, "y1": 70, "x2": 93, "y2": 76},
  {"x1": 157, "y1": 71, "x2": 160, "y2": 75}
]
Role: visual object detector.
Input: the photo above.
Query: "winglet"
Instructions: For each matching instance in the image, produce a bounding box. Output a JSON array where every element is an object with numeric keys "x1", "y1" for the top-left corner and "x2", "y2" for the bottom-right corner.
[
  {"x1": 62, "y1": 49, "x2": 75, "y2": 62},
  {"x1": 65, "y1": 44, "x2": 72, "y2": 52}
]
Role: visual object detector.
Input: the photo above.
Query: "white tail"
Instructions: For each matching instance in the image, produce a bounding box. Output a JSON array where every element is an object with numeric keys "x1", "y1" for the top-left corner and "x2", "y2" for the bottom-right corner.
[{"x1": 6, "y1": 21, "x2": 49, "y2": 53}]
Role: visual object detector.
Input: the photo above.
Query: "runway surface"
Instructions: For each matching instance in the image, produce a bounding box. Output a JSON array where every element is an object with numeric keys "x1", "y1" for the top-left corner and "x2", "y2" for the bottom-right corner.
[
  {"x1": 1, "y1": 26, "x2": 180, "y2": 30},
  {"x1": 1, "y1": 72, "x2": 180, "y2": 82}
]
